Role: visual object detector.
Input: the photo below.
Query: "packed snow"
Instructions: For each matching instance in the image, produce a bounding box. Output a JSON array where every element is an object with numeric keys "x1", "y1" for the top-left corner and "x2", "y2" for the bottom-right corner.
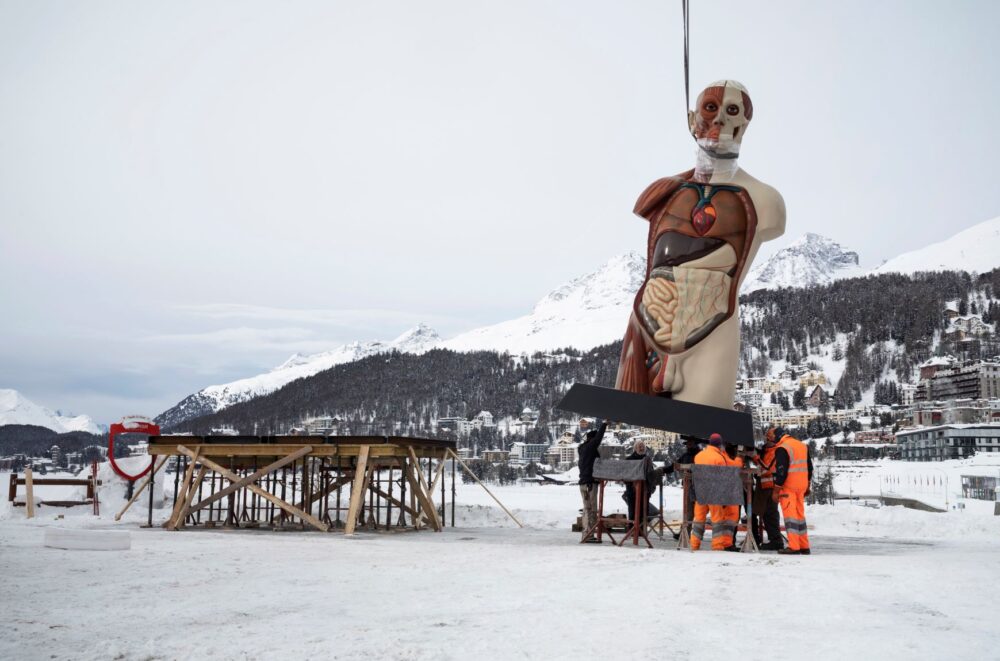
[
  {"x1": 0, "y1": 389, "x2": 102, "y2": 434},
  {"x1": 1, "y1": 458, "x2": 998, "y2": 660}
]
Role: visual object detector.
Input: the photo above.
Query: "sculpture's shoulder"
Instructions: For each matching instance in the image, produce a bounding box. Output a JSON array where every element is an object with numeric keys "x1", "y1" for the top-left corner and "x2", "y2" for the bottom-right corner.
[
  {"x1": 634, "y1": 169, "x2": 695, "y2": 220},
  {"x1": 732, "y1": 169, "x2": 785, "y2": 240}
]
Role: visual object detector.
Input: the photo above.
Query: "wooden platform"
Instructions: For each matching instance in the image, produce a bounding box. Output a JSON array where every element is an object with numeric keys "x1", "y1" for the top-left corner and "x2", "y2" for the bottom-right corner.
[{"x1": 143, "y1": 435, "x2": 458, "y2": 534}]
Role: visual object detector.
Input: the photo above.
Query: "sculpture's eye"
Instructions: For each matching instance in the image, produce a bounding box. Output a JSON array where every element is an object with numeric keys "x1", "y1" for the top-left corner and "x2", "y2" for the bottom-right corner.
[
  {"x1": 726, "y1": 104, "x2": 740, "y2": 116},
  {"x1": 704, "y1": 102, "x2": 718, "y2": 113}
]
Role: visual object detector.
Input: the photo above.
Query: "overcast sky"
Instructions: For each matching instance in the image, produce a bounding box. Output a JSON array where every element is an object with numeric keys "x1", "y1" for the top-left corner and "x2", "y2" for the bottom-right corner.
[{"x1": 2, "y1": 1, "x2": 998, "y2": 423}]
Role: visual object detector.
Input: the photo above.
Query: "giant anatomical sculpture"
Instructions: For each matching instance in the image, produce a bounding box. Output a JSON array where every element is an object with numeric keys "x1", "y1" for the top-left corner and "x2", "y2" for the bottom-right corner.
[{"x1": 616, "y1": 80, "x2": 785, "y2": 410}]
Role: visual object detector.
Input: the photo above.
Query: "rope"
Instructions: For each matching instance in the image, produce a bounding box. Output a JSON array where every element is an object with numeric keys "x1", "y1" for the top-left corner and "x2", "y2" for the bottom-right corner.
[{"x1": 682, "y1": 0, "x2": 690, "y2": 118}]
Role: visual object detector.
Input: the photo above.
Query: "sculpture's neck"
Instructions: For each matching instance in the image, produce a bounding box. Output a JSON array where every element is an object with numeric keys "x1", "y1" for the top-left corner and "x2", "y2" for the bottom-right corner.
[{"x1": 693, "y1": 145, "x2": 740, "y2": 184}]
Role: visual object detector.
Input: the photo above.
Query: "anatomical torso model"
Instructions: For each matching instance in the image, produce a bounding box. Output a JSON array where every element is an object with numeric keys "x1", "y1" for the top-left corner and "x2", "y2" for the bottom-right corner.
[{"x1": 616, "y1": 80, "x2": 785, "y2": 409}]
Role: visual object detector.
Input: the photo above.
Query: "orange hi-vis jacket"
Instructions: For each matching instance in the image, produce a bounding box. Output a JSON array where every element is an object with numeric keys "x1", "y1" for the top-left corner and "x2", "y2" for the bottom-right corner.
[
  {"x1": 694, "y1": 445, "x2": 743, "y2": 469},
  {"x1": 759, "y1": 444, "x2": 776, "y2": 489},
  {"x1": 775, "y1": 435, "x2": 810, "y2": 491}
]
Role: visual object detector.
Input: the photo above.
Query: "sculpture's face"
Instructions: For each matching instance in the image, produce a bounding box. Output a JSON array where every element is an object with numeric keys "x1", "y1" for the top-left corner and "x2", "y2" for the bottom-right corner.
[{"x1": 689, "y1": 80, "x2": 753, "y2": 154}]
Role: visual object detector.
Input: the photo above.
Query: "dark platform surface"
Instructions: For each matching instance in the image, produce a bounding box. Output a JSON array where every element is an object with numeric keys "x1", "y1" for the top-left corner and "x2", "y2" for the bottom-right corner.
[
  {"x1": 557, "y1": 384, "x2": 755, "y2": 447},
  {"x1": 149, "y1": 434, "x2": 456, "y2": 449}
]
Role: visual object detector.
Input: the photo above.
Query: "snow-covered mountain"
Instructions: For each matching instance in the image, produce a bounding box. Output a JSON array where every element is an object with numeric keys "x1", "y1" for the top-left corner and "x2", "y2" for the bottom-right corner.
[
  {"x1": 158, "y1": 254, "x2": 644, "y2": 426},
  {"x1": 156, "y1": 324, "x2": 442, "y2": 427},
  {"x1": 741, "y1": 233, "x2": 863, "y2": 293},
  {"x1": 872, "y1": 216, "x2": 1000, "y2": 275},
  {"x1": 441, "y1": 252, "x2": 642, "y2": 354},
  {"x1": 0, "y1": 389, "x2": 102, "y2": 434}
]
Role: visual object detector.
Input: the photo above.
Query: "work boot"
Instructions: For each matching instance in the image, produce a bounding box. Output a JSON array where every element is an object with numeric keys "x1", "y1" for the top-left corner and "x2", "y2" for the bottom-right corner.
[
  {"x1": 799, "y1": 548, "x2": 811, "y2": 555},
  {"x1": 759, "y1": 541, "x2": 784, "y2": 551},
  {"x1": 776, "y1": 548, "x2": 800, "y2": 555},
  {"x1": 724, "y1": 545, "x2": 741, "y2": 552}
]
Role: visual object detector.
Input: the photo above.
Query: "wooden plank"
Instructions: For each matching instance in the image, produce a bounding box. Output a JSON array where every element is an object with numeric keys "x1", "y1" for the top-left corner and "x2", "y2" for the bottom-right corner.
[
  {"x1": 448, "y1": 449, "x2": 523, "y2": 528},
  {"x1": 115, "y1": 455, "x2": 169, "y2": 521},
  {"x1": 174, "y1": 464, "x2": 208, "y2": 528},
  {"x1": 187, "y1": 446, "x2": 313, "y2": 516},
  {"x1": 302, "y1": 474, "x2": 352, "y2": 508},
  {"x1": 428, "y1": 459, "x2": 447, "y2": 500},
  {"x1": 272, "y1": 474, "x2": 353, "y2": 525},
  {"x1": 367, "y1": 484, "x2": 419, "y2": 519},
  {"x1": 173, "y1": 466, "x2": 208, "y2": 530},
  {"x1": 406, "y1": 446, "x2": 432, "y2": 495},
  {"x1": 8, "y1": 473, "x2": 17, "y2": 503},
  {"x1": 24, "y1": 468, "x2": 35, "y2": 519},
  {"x1": 343, "y1": 445, "x2": 370, "y2": 535},
  {"x1": 402, "y1": 459, "x2": 441, "y2": 531},
  {"x1": 147, "y1": 444, "x2": 447, "y2": 459},
  {"x1": 176, "y1": 445, "x2": 329, "y2": 533},
  {"x1": 415, "y1": 459, "x2": 449, "y2": 526},
  {"x1": 11, "y1": 478, "x2": 95, "y2": 487},
  {"x1": 165, "y1": 448, "x2": 201, "y2": 529}
]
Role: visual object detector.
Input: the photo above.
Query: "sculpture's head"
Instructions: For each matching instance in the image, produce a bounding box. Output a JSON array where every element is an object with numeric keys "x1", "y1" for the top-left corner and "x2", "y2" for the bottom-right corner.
[{"x1": 688, "y1": 80, "x2": 753, "y2": 158}]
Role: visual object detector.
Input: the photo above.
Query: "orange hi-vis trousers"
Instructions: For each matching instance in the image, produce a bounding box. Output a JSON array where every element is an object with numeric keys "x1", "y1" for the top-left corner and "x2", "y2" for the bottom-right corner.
[
  {"x1": 691, "y1": 502, "x2": 739, "y2": 550},
  {"x1": 778, "y1": 488, "x2": 810, "y2": 551}
]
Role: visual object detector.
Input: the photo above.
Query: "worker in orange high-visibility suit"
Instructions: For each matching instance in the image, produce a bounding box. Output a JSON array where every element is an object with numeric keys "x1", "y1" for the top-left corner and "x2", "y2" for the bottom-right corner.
[
  {"x1": 767, "y1": 427, "x2": 813, "y2": 555},
  {"x1": 690, "y1": 433, "x2": 743, "y2": 551}
]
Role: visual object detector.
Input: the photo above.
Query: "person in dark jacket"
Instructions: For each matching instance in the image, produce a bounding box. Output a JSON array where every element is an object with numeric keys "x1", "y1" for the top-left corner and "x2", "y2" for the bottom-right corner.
[
  {"x1": 622, "y1": 440, "x2": 665, "y2": 524},
  {"x1": 751, "y1": 429, "x2": 785, "y2": 550},
  {"x1": 668, "y1": 437, "x2": 702, "y2": 472},
  {"x1": 578, "y1": 420, "x2": 607, "y2": 542}
]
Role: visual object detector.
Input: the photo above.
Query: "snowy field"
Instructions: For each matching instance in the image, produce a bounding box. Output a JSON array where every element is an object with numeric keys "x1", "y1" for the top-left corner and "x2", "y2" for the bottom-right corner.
[{"x1": 2, "y1": 463, "x2": 999, "y2": 660}]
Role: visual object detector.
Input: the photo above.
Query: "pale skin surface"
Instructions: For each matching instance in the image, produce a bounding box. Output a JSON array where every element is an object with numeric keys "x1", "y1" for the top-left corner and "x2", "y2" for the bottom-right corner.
[{"x1": 665, "y1": 166, "x2": 785, "y2": 409}]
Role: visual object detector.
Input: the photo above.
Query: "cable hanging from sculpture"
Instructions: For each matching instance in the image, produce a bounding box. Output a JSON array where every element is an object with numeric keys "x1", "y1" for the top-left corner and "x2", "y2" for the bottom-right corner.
[{"x1": 682, "y1": 0, "x2": 690, "y2": 117}]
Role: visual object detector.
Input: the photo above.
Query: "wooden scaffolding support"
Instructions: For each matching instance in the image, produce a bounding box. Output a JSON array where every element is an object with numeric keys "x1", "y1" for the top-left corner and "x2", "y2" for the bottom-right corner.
[{"x1": 144, "y1": 434, "x2": 469, "y2": 534}]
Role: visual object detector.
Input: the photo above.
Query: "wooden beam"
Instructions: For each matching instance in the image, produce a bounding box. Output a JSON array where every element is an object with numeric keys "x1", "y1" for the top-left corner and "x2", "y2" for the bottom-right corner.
[
  {"x1": 165, "y1": 448, "x2": 201, "y2": 529},
  {"x1": 148, "y1": 444, "x2": 447, "y2": 459},
  {"x1": 415, "y1": 459, "x2": 449, "y2": 526},
  {"x1": 344, "y1": 445, "x2": 370, "y2": 535},
  {"x1": 176, "y1": 445, "x2": 329, "y2": 533},
  {"x1": 187, "y1": 446, "x2": 313, "y2": 516},
  {"x1": 367, "y1": 484, "x2": 419, "y2": 519},
  {"x1": 173, "y1": 466, "x2": 208, "y2": 530},
  {"x1": 447, "y1": 449, "x2": 522, "y2": 528},
  {"x1": 403, "y1": 459, "x2": 441, "y2": 531},
  {"x1": 8, "y1": 472, "x2": 17, "y2": 503},
  {"x1": 428, "y1": 459, "x2": 447, "y2": 501},
  {"x1": 24, "y1": 468, "x2": 34, "y2": 519},
  {"x1": 406, "y1": 446, "x2": 432, "y2": 495},
  {"x1": 272, "y1": 474, "x2": 353, "y2": 525},
  {"x1": 115, "y1": 456, "x2": 169, "y2": 521}
]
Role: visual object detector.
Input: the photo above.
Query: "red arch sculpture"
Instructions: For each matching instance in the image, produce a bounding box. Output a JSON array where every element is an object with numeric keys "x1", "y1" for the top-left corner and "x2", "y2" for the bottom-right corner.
[{"x1": 108, "y1": 416, "x2": 160, "y2": 481}]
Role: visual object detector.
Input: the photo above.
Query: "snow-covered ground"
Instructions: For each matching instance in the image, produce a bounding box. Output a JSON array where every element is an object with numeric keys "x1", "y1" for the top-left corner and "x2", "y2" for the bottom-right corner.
[{"x1": 2, "y1": 461, "x2": 999, "y2": 660}]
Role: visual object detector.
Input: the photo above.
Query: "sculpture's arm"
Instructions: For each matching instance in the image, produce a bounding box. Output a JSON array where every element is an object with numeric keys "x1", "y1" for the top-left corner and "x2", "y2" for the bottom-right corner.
[
  {"x1": 633, "y1": 170, "x2": 694, "y2": 222},
  {"x1": 754, "y1": 186, "x2": 786, "y2": 243}
]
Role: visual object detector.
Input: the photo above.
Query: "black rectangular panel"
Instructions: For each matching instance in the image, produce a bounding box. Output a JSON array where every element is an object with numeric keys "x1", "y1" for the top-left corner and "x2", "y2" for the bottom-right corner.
[{"x1": 556, "y1": 384, "x2": 755, "y2": 447}]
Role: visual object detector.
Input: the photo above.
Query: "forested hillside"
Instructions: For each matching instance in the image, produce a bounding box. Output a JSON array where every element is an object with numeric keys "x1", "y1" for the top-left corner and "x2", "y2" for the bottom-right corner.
[
  {"x1": 740, "y1": 269, "x2": 1000, "y2": 407},
  {"x1": 171, "y1": 344, "x2": 623, "y2": 436},
  {"x1": 174, "y1": 269, "x2": 1000, "y2": 437}
]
